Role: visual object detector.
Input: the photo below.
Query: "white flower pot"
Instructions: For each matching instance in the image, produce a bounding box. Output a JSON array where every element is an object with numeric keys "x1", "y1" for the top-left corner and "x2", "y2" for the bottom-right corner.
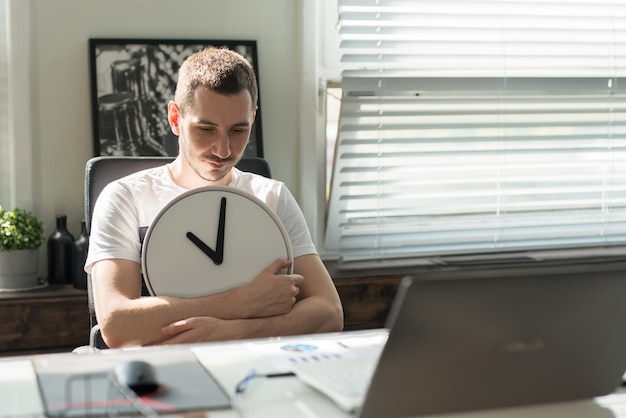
[{"x1": 0, "y1": 249, "x2": 40, "y2": 289}]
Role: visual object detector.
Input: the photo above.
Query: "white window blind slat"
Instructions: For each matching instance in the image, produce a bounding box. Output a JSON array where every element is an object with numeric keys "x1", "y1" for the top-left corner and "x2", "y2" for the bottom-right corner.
[{"x1": 325, "y1": 0, "x2": 626, "y2": 263}]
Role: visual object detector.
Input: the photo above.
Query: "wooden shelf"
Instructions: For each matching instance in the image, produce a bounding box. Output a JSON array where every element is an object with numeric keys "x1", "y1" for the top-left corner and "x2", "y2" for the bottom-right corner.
[{"x1": 0, "y1": 284, "x2": 89, "y2": 356}]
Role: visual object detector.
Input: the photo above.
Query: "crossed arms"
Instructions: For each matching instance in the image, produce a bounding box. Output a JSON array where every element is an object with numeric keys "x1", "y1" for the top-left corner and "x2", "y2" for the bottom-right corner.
[{"x1": 91, "y1": 254, "x2": 344, "y2": 348}]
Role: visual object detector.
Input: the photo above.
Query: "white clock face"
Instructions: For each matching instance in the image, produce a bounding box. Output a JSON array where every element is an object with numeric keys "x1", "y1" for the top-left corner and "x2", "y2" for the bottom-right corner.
[{"x1": 142, "y1": 186, "x2": 293, "y2": 297}]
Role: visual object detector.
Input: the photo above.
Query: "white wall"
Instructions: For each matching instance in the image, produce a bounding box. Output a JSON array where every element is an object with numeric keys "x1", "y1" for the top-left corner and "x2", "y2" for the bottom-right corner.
[{"x1": 29, "y1": 0, "x2": 300, "y2": 274}]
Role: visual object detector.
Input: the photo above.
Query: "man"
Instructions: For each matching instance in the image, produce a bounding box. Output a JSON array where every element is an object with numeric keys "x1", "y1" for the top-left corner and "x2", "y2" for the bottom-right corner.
[{"x1": 85, "y1": 48, "x2": 344, "y2": 348}]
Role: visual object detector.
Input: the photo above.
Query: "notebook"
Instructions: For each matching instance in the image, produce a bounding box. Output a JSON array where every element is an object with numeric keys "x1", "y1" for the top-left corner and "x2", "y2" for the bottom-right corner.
[
  {"x1": 294, "y1": 260, "x2": 626, "y2": 418},
  {"x1": 292, "y1": 345, "x2": 382, "y2": 412}
]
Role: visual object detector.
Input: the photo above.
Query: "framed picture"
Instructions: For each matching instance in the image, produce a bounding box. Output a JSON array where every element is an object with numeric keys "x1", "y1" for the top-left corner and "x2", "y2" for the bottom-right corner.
[{"x1": 89, "y1": 38, "x2": 263, "y2": 157}]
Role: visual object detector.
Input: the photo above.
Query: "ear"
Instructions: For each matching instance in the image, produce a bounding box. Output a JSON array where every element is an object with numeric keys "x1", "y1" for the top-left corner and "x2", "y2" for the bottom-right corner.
[{"x1": 167, "y1": 101, "x2": 181, "y2": 136}]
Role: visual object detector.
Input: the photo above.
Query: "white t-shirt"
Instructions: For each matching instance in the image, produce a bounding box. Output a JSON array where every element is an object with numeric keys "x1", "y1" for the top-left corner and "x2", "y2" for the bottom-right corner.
[{"x1": 85, "y1": 166, "x2": 316, "y2": 275}]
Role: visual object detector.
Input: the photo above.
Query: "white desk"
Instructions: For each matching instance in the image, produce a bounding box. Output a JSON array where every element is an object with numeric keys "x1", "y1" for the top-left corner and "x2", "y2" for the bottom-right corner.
[{"x1": 1, "y1": 329, "x2": 626, "y2": 418}]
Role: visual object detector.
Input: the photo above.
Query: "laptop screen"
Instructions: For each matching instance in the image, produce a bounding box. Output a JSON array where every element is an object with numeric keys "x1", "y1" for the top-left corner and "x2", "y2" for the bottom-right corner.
[{"x1": 360, "y1": 260, "x2": 626, "y2": 418}]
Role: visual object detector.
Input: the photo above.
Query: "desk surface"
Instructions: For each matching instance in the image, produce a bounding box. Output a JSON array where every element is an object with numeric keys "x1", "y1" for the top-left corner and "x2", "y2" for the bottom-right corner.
[{"x1": 1, "y1": 329, "x2": 626, "y2": 418}]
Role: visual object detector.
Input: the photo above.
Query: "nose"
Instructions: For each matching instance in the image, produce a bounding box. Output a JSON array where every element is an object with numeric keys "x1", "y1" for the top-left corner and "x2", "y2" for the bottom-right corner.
[{"x1": 212, "y1": 133, "x2": 232, "y2": 159}]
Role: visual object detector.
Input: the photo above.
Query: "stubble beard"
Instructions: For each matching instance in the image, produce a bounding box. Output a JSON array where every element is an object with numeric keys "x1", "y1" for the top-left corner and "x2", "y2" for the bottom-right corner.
[{"x1": 185, "y1": 151, "x2": 236, "y2": 184}]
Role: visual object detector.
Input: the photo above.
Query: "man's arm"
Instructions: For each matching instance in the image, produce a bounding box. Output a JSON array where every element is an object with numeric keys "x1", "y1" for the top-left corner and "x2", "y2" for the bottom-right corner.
[
  {"x1": 158, "y1": 254, "x2": 344, "y2": 344},
  {"x1": 91, "y1": 257, "x2": 304, "y2": 348}
]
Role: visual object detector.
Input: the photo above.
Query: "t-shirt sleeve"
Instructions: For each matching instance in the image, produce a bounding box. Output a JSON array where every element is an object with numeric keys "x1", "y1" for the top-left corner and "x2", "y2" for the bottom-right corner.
[
  {"x1": 276, "y1": 185, "x2": 318, "y2": 258},
  {"x1": 84, "y1": 181, "x2": 142, "y2": 274}
]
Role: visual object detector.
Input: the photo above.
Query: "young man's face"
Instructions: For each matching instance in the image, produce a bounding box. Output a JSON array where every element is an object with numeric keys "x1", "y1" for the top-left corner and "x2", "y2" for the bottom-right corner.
[{"x1": 169, "y1": 87, "x2": 256, "y2": 185}]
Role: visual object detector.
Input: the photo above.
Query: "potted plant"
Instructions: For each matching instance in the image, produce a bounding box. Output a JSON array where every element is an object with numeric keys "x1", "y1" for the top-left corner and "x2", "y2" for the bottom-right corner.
[{"x1": 0, "y1": 206, "x2": 45, "y2": 289}]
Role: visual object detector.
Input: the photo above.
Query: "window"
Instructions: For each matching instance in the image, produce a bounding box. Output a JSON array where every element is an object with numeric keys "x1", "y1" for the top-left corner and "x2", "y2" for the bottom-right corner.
[
  {"x1": 324, "y1": 0, "x2": 626, "y2": 263},
  {"x1": 0, "y1": 0, "x2": 33, "y2": 210},
  {"x1": 0, "y1": 0, "x2": 9, "y2": 204}
]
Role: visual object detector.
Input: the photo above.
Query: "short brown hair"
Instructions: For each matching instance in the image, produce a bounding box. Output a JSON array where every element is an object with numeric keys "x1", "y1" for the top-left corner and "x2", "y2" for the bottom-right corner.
[{"x1": 175, "y1": 47, "x2": 258, "y2": 111}]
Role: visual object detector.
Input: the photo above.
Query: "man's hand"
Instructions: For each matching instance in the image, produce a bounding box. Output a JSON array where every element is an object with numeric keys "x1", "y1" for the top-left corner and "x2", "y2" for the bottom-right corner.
[
  {"x1": 239, "y1": 258, "x2": 304, "y2": 318},
  {"x1": 159, "y1": 317, "x2": 234, "y2": 344}
]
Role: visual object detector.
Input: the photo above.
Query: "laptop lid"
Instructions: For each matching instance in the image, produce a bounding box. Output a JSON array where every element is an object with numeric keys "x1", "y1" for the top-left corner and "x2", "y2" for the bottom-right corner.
[{"x1": 359, "y1": 261, "x2": 626, "y2": 418}]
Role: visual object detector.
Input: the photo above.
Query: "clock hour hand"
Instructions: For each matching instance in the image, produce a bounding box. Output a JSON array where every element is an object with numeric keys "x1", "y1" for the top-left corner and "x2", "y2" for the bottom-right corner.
[
  {"x1": 186, "y1": 232, "x2": 223, "y2": 265},
  {"x1": 185, "y1": 197, "x2": 226, "y2": 265}
]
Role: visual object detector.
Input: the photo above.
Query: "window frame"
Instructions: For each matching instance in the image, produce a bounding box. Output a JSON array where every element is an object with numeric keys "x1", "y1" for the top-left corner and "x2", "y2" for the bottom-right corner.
[
  {"x1": 0, "y1": 0, "x2": 34, "y2": 211},
  {"x1": 303, "y1": 0, "x2": 626, "y2": 269}
]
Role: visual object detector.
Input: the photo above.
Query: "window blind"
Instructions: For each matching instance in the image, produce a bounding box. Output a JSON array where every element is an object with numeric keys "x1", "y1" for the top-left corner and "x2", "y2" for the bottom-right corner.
[{"x1": 325, "y1": 0, "x2": 626, "y2": 262}]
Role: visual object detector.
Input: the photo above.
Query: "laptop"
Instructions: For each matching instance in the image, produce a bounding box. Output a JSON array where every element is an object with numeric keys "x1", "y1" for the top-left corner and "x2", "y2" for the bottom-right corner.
[{"x1": 293, "y1": 260, "x2": 626, "y2": 417}]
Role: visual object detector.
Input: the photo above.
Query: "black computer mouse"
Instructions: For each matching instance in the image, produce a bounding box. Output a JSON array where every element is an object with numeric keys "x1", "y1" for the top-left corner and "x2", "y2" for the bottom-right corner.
[{"x1": 114, "y1": 360, "x2": 160, "y2": 396}]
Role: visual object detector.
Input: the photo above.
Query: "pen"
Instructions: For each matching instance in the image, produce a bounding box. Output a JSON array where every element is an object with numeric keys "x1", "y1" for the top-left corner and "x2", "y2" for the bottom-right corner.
[
  {"x1": 266, "y1": 372, "x2": 296, "y2": 378},
  {"x1": 236, "y1": 368, "x2": 258, "y2": 394},
  {"x1": 235, "y1": 369, "x2": 296, "y2": 394}
]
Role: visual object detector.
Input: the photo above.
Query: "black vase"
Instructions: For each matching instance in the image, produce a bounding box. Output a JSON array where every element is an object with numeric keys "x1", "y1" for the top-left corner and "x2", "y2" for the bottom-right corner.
[
  {"x1": 47, "y1": 215, "x2": 75, "y2": 284},
  {"x1": 72, "y1": 220, "x2": 89, "y2": 290}
]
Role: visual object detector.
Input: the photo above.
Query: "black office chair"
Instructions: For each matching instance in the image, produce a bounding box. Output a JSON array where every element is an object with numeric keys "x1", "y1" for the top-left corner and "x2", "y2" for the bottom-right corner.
[{"x1": 84, "y1": 155, "x2": 272, "y2": 349}]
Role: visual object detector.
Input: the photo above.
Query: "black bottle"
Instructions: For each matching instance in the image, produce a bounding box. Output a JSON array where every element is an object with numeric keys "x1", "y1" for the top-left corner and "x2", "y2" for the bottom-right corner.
[
  {"x1": 47, "y1": 214, "x2": 75, "y2": 284},
  {"x1": 72, "y1": 220, "x2": 89, "y2": 290}
]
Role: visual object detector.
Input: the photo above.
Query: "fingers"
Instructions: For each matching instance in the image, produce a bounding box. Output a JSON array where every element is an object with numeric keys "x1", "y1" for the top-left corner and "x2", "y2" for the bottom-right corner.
[
  {"x1": 156, "y1": 318, "x2": 200, "y2": 345},
  {"x1": 243, "y1": 259, "x2": 304, "y2": 317},
  {"x1": 293, "y1": 274, "x2": 304, "y2": 286},
  {"x1": 265, "y1": 258, "x2": 293, "y2": 274},
  {"x1": 161, "y1": 319, "x2": 189, "y2": 335},
  {"x1": 261, "y1": 258, "x2": 304, "y2": 296}
]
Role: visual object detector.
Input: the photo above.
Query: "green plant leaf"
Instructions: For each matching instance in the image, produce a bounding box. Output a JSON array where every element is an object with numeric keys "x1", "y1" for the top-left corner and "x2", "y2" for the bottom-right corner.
[{"x1": 0, "y1": 206, "x2": 44, "y2": 251}]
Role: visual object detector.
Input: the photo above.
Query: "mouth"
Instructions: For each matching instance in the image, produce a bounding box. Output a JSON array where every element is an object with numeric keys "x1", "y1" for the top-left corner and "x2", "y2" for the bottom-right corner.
[
  {"x1": 204, "y1": 158, "x2": 231, "y2": 169},
  {"x1": 207, "y1": 161, "x2": 224, "y2": 169}
]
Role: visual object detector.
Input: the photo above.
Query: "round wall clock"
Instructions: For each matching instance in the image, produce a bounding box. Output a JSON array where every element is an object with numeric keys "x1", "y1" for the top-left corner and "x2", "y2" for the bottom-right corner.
[{"x1": 141, "y1": 186, "x2": 293, "y2": 297}]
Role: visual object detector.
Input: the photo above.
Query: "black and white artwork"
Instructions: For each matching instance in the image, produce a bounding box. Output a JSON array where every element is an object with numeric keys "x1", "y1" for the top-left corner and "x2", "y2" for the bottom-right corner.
[{"x1": 89, "y1": 38, "x2": 263, "y2": 157}]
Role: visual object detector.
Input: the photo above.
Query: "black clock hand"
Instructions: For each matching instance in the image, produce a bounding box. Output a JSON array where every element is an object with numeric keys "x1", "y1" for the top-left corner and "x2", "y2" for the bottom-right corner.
[
  {"x1": 215, "y1": 196, "x2": 226, "y2": 263},
  {"x1": 186, "y1": 232, "x2": 221, "y2": 264},
  {"x1": 186, "y1": 197, "x2": 226, "y2": 265}
]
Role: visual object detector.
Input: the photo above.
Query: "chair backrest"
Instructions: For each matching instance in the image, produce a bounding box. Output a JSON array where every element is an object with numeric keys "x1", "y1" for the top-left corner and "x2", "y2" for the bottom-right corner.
[{"x1": 83, "y1": 155, "x2": 272, "y2": 348}]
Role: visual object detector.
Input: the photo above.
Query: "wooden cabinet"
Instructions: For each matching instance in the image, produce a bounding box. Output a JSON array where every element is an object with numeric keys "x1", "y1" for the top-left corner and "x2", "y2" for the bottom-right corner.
[
  {"x1": 334, "y1": 275, "x2": 403, "y2": 331},
  {"x1": 0, "y1": 274, "x2": 402, "y2": 356},
  {"x1": 0, "y1": 284, "x2": 89, "y2": 356}
]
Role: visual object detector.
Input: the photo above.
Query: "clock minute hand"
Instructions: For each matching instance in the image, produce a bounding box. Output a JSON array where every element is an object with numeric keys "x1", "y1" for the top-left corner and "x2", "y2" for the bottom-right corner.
[
  {"x1": 215, "y1": 196, "x2": 226, "y2": 265},
  {"x1": 185, "y1": 196, "x2": 227, "y2": 265}
]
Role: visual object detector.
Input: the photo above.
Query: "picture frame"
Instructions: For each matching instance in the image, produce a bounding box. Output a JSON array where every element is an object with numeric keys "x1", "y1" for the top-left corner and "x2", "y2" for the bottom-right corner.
[{"x1": 89, "y1": 38, "x2": 263, "y2": 157}]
